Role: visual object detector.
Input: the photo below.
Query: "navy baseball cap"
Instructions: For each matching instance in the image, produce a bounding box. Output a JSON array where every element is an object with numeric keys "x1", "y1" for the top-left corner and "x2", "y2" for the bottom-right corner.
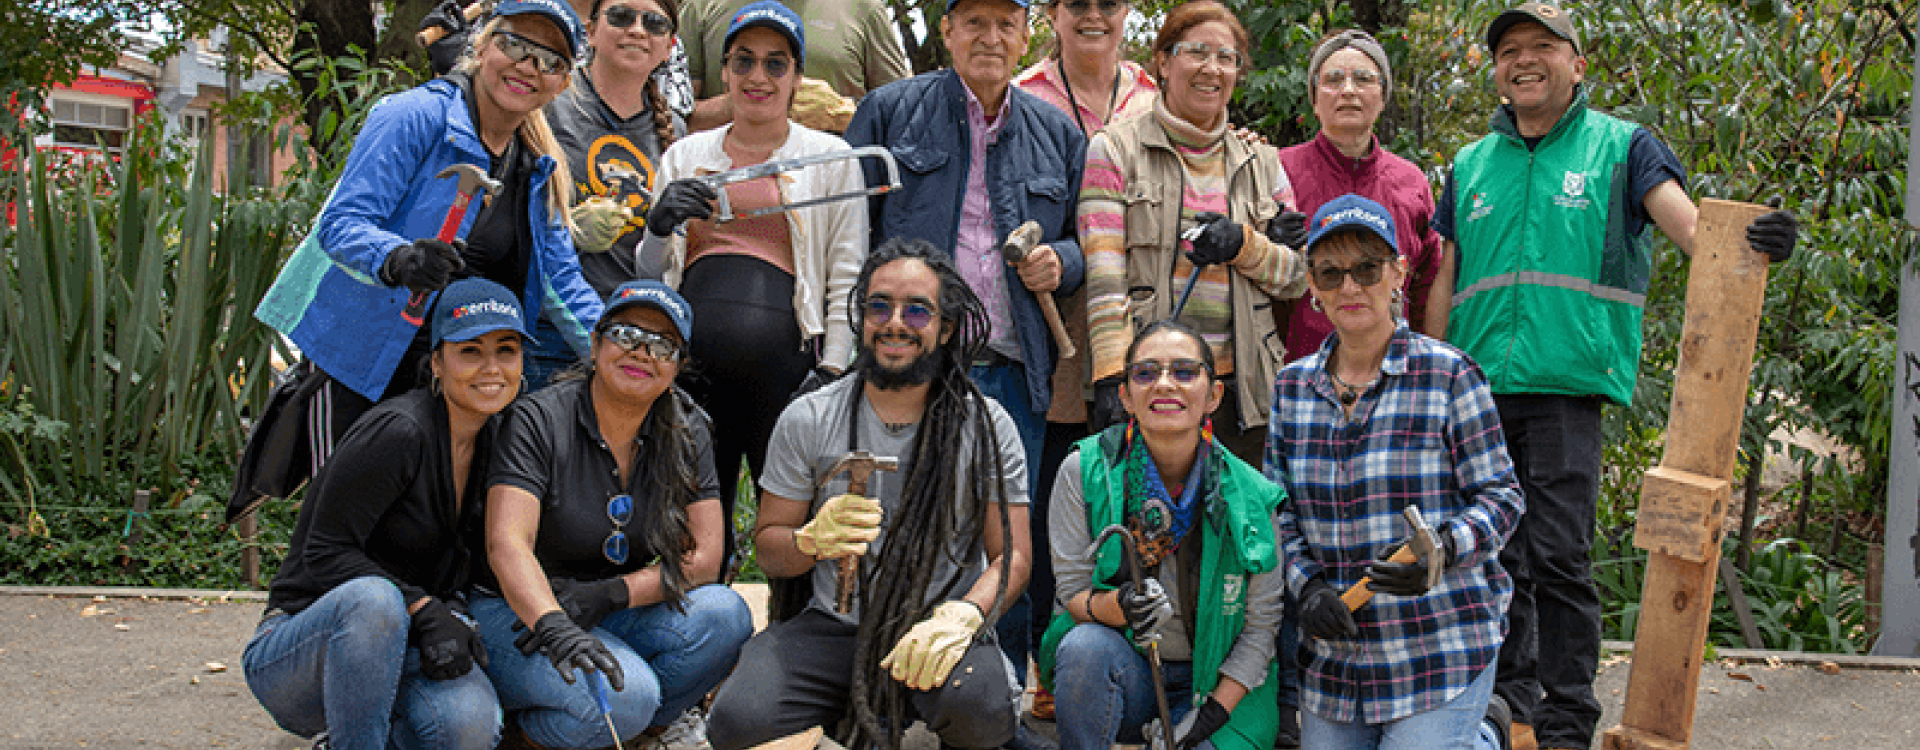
[
  {"x1": 494, "y1": 0, "x2": 587, "y2": 58},
  {"x1": 431, "y1": 278, "x2": 531, "y2": 347},
  {"x1": 726, "y1": 1, "x2": 806, "y2": 63},
  {"x1": 1306, "y1": 194, "x2": 1399, "y2": 257},
  {"x1": 605, "y1": 280, "x2": 694, "y2": 342}
]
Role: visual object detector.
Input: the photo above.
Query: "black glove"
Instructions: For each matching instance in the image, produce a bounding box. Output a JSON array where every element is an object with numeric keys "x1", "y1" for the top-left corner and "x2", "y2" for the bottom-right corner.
[
  {"x1": 521, "y1": 610, "x2": 626, "y2": 691},
  {"x1": 420, "y1": 1, "x2": 473, "y2": 76},
  {"x1": 1172, "y1": 696, "x2": 1231, "y2": 750},
  {"x1": 510, "y1": 577, "x2": 627, "y2": 653},
  {"x1": 792, "y1": 366, "x2": 843, "y2": 400},
  {"x1": 1185, "y1": 212, "x2": 1245, "y2": 267},
  {"x1": 1090, "y1": 376, "x2": 1126, "y2": 431},
  {"x1": 1263, "y1": 209, "x2": 1309, "y2": 251},
  {"x1": 1299, "y1": 576, "x2": 1358, "y2": 641},
  {"x1": 1365, "y1": 533, "x2": 1455, "y2": 597},
  {"x1": 410, "y1": 597, "x2": 487, "y2": 681},
  {"x1": 1115, "y1": 579, "x2": 1173, "y2": 642},
  {"x1": 645, "y1": 179, "x2": 719, "y2": 237},
  {"x1": 380, "y1": 239, "x2": 466, "y2": 294},
  {"x1": 1746, "y1": 209, "x2": 1798, "y2": 264}
]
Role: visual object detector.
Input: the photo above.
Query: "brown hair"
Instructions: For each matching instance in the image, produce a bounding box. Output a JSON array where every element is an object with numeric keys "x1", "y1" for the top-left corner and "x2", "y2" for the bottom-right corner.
[
  {"x1": 1149, "y1": 1, "x2": 1249, "y2": 80},
  {"x1": 591, "y1": 0, "x2": 680, "y2": 150}
]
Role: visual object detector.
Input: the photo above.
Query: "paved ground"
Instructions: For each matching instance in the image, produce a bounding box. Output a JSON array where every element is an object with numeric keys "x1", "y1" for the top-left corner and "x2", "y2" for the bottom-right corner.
[{"x1": 2, "y1": 586, "x2": 1917, "y2": 749}]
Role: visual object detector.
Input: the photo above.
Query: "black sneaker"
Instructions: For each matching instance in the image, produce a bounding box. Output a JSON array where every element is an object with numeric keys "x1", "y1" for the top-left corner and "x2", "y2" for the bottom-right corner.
[{"x1": 1483, "y1": 694, "x2": 1513, "y2": 750}]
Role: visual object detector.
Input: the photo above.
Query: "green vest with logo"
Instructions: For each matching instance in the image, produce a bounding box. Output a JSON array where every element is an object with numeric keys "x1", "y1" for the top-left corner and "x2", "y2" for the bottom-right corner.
[
  {"x1": 1445, "y1": 88, "x2": 1650, "y2": 406},
  {"x1": 1035, "y1": 427, "x2": 1282, "y2": 750}
]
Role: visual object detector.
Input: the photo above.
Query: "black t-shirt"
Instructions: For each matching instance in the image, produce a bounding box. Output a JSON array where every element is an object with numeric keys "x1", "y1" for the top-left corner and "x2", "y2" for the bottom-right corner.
[
  {"x1": 487, "y1": 378, "x2": 721, "y2": 582},
  {"x1": 267, "y1": 390, "x2": 494, "y2": 614},
  {"x1": 1435, "y1": 125, "x2": 1687, "y2": 242}
]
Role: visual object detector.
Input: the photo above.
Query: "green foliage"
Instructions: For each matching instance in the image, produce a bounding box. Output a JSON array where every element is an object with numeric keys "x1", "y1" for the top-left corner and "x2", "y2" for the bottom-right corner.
[
  {"x1": 0, "y1": 2, "x2": 135, "y2": 135},
  {"x1": 1712, "y1": 538, "x2": 1871, "y2": 653}
]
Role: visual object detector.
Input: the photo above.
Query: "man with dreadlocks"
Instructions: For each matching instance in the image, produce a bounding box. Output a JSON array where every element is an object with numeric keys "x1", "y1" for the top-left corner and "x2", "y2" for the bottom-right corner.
[{"x1": 706, "y1": 238, "x2": 1031, "y2": 750}]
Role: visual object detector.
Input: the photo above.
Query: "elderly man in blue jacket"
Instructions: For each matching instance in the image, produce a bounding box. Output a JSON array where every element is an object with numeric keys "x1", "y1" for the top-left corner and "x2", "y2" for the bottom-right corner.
[{"x1": 843, "y1": 0, "x2": 1086, "y2": 693}]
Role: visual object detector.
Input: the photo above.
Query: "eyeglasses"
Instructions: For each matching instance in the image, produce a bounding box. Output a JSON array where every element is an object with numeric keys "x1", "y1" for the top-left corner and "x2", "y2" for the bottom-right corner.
[
  {"x1": 1167, "y1": 41, "x2": 1242, "y2": 70},
  {"x1": 726, "y1": 52, "x2": 793, "y2": 79},
  {"x1": 863, "y1": 296, "x2": 938, "y2": 330},
  {"x1": 1318, "y1": 68, "x2": 1382, "y2": 90},
  {"x1": 1126, "y1": 358, "x2": 1210, "y2": 387},
  {"x1": 604, "y1": 493, "x2": 633, "y2": 564},
  {"x1": 601, "y1": 5, "x2": 674, "y2": 36},
  {"x1": 1061, "y1": 0, "x2": 1128, "y2": 17},
  {"x1": 1310, "y1": 259, "x2": 1388, "y2": 291},
  {"x1": 600, "y1": 322, "x2": 683, "y2": 361},
  {"x1": 493, "y1": 31, "x2": 572, "y2": 75}
]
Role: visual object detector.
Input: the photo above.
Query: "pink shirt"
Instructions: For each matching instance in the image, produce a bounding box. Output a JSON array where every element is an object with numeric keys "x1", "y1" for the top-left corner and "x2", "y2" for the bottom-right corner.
[
  {"x1": 959, "y1": 82, "x2": 1020, "y2": 360},
  {"x1": 1011, "y1": 58, "x2": 1158, "y2": 136}
]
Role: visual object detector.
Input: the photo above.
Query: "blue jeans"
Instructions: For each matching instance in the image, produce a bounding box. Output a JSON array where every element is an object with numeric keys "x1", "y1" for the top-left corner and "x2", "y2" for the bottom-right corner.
[
  {"x1": 970, "y1": 360, "x2": 1044, "y2": 686},
  {"x1": 526, "y1": 316, "x2": 583, "y2": 392},
  {"x1": 1301, "y1": 663, "x2": 1501, "y2": 750},
  {"x1": 243, "y1": 577, "x2": 502, "y2": 750},
  {"x1": 1051, "y1": 623, "x2": 1206, "y2": 750},
  {"x1": 472, "y1": 585, "x2": 751, "y2": 749}
]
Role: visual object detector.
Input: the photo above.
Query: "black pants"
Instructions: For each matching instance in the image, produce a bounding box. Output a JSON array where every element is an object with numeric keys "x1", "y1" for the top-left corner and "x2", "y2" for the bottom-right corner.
[
  {"x1": 1492, "y1": 394, "x2": 1605, "y2": 749},
  {"x1": 707, "y1": 608, "x2": 1020, "y2": 750}
]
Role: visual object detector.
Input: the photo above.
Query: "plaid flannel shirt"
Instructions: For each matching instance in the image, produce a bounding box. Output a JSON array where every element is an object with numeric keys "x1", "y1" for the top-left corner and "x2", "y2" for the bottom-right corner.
[{"x1": 1263, "y1": 324, "x2": 1524, "y2": 724}]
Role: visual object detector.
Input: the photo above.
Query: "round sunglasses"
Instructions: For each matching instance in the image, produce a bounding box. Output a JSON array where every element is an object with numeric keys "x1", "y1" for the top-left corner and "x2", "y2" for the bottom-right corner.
[
  {"x1": 600, "y1": 4, "x2": 674, "y2": 36},
  {"x1": 863, "y1": 297, "x2": 938, "y2": 330}
]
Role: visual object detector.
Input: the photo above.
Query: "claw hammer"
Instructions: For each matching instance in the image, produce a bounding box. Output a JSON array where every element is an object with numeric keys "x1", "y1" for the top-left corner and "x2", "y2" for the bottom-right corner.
[
  {"x1": 1000, "y1": 221, "x2": 1076, "y2": 358},
  {"x1": 1341, "y1": 505, "x2": 1445, "y2": 611},
  {"x1": 403, "y1": 163, "x2": 501, "y2": 325},
  {"x1": 816, "y1": 450, "x2": 898, "y2": 613}
]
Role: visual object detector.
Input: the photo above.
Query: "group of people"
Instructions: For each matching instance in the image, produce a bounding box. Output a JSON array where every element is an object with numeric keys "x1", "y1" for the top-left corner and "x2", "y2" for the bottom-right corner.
[{"x1": 239, "y1": 2, "x2": 1801, "y2": 750}]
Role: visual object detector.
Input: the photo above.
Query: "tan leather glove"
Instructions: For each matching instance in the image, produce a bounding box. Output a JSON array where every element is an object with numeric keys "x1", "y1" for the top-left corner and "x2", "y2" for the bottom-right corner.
[
  {"x1": 880, "y1": 600, "x2": 983, "y2": 690},
  {"x1": 790, "y1": 76, "x2": 856, "y2": 133},
  {"x1": 570, "y1": 196, "x2": 630, "y2": 254},
  {"x1": 793, "y1": 493, "x2": 882, "y2": 560}
]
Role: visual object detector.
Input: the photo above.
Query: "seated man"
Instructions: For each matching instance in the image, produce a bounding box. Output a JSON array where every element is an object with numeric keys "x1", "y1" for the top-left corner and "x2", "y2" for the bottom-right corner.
[{"x1": 706, "y1": 238, "x2": 1031, "y2": 750}]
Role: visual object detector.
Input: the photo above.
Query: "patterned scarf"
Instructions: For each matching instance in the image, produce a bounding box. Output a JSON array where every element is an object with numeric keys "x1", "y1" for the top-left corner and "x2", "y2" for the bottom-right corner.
[{"x1": 1120, "y1": 420, "x2": 1214, "y2": 569}]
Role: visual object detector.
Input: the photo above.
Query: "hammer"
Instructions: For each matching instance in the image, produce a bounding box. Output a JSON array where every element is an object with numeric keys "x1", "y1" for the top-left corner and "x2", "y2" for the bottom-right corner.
[
  {"x1": 1088, "y1": 524, "x2": 1177, "y2": 750},
  {"x1": 404, "y1": 163, "x2": 502, "y2": 325},
  {"x1": 817, "y1": 450, "x2": 898, "y2": 613},
  {"x1": 415, "y1": 0, "x2": 489, "y2": 48},
  {"x1": 1341, "y1": 505, "x2": 1445, "y2": 611},
  {"x1": 1000, "y1": 221, "x2": 1076, "y2": 358}
]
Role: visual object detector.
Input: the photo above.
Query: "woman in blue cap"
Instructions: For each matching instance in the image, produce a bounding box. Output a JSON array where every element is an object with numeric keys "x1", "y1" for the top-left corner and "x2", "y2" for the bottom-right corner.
[
  {"x1": 475, "y1": 280, "x2": 751, "y2": 750},
  {"x1": 244, "y1": 277, "x2": 531, "y2": 750},
  {"x1": 637, "y1": 0, "x2": 869, "y2": 577},
  {"x1": 253, "y1": 0, "x2": 604, "y2": 477},
  {"x1": 1262, "y1": 195, "x2": 1523, "y2": 750}
]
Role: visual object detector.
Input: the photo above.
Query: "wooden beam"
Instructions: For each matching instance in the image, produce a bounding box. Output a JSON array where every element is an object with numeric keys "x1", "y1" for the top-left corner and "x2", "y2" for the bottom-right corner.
[{"x1": 1602, "y1": 199, "x2": 1772, "y2": 750}]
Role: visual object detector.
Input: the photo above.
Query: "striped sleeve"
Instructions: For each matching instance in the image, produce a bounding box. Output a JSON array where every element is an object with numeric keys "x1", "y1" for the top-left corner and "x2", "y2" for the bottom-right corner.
[{"x1": 1079, "y1": 131, "x2": 1132, "y2": 382}]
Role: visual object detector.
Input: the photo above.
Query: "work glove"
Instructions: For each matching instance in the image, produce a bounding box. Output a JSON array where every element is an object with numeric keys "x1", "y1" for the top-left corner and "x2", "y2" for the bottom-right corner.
[
  {"x1": 1299, "y1": 576, "x2": 1359, "y2": 641},
  {"x1": 1746, "y1": 210, "x2": 1798, "y2": 264},
  {"x1": 794, "y1": 493, "x2": 883, "y2": 560},
  {"x1": 521, "y1": 610, "x2": 625, "y2": 692},
  {"x1": 1263, "y1": 209, "x2": 1310, "y2": 251},
  {"x1": 1115, "y1": 579, "x2": 1173, "y2": 644},
  {"x1": 410, "y1": 597, "x2": 488, "y2": 681},
  {"x1": 880, "y1": 600, "x2": 984, "y2": 690},
  {"x1": 380, "y1": 239, "x2": 466, "y2": 294},
  {"x1": 513, "y1": 577, "x2": 630, "y2": 653},
  {"x1": 571, "y1": 196, "x2": 631, "y2": 254},
  {"x1": 645, "y1": 178, "x2": 718, "y2": 237},
  {"x1": 419, "y1": 1, "x2": 473, "y2": 76},
  {"x1": 1185, "y1": 212, "x2": 1245, "y2": 267},
  {"x1": 1089, "y1": 376, "x2": 1126, "y2": 432},
  {"x1": 1146, "y1": 696, "x2": 1231, "y2": 750}
]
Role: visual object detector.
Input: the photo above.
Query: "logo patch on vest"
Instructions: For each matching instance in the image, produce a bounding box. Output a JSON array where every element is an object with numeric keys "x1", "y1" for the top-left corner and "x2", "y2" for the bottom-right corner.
[
  {"x1": 1554, "y1": 171, "x2": 1592, "y2": 209},
  {"x1": 1467, "y1": 192, "x2": 1494, "y2": 223},
  {"x1": 1220, "y1": 574, "x2": 1245, "y2": 617}
]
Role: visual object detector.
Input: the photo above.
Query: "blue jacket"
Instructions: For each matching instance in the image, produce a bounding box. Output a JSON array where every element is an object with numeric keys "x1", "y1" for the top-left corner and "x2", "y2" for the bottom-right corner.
[
  {"x1": 255, "y1": 77, "x2": 603, "y2": 401},
  {"x1": 844, "y1": 69, "x2": 1086, "y2": 414}
]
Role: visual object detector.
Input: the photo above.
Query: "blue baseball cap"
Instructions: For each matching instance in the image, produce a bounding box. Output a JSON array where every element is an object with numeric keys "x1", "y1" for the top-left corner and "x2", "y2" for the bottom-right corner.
[
  {"x1": 725, "y1": 1, "x2": 806, "y2": 64},
  {"x1": 494, "y1": 0, "x2": 587, "y2": 58},
  {"x1": 431, "y1": 278, "x2": 531, "y2": 347},
  {"x1": 1306, "y1": 194, "x2": 1399, "y2": 257},
  {"x1": 950, "y1": 0, "x2": 1032, "y2": 13},
  {"x1": 605, "y1": 280, "x2": 694, "y2": 342}
]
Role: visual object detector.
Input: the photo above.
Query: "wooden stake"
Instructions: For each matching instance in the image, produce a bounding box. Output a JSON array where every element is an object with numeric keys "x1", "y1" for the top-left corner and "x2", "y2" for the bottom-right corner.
[{"x1": 1603, "y1": 199, "x2": 1771, "y2": 750}]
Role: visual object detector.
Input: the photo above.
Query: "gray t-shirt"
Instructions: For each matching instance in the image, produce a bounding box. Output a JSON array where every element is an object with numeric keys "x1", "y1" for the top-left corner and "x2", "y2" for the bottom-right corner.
[{"x1": 761, "y1": 375, "x2": 1028, "y2": 623}]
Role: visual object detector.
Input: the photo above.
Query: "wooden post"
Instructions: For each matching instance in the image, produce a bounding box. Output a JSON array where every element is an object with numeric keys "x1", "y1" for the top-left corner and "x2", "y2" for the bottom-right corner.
[{"x1": 1603, "y1": 199, "x2": 1771, "y2": 750}]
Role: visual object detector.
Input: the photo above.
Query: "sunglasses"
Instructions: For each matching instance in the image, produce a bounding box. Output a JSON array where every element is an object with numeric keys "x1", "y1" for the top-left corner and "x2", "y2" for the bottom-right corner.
[
  {"x1": 604, "y1": 493, "x2": 633, "y2": 565},
  {"x1": 601, "y1": 5, "x2": 675, "y2": 36},
  {"x1": 1126, "y1": 358, "x2": 1210, "y2": 387},
  {"x1": 1167, "y1": 41, "x2": 1242, "y2": 70},
  {"x1": 726, "y1": 52, "x2": 793, "y2": 78},
  {"x1": 1310, "y1": 259, "x2": 1388, "y2": 291},
  {"x1": 600, "y1": 322, "x2": 683, "y2": 361},
  {"x1": 1062, "y1": 0, "x2": 1128, "y2": 17},
  {"x1": 1318, "y1": 67, "x2": 1382, "y2": 90},
  {"x1": 863, "y1": 296, "x2": 938, "y2": 330},
  {"x1": 493, "y1": 31, "x2": 572, "y2": 75}
]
